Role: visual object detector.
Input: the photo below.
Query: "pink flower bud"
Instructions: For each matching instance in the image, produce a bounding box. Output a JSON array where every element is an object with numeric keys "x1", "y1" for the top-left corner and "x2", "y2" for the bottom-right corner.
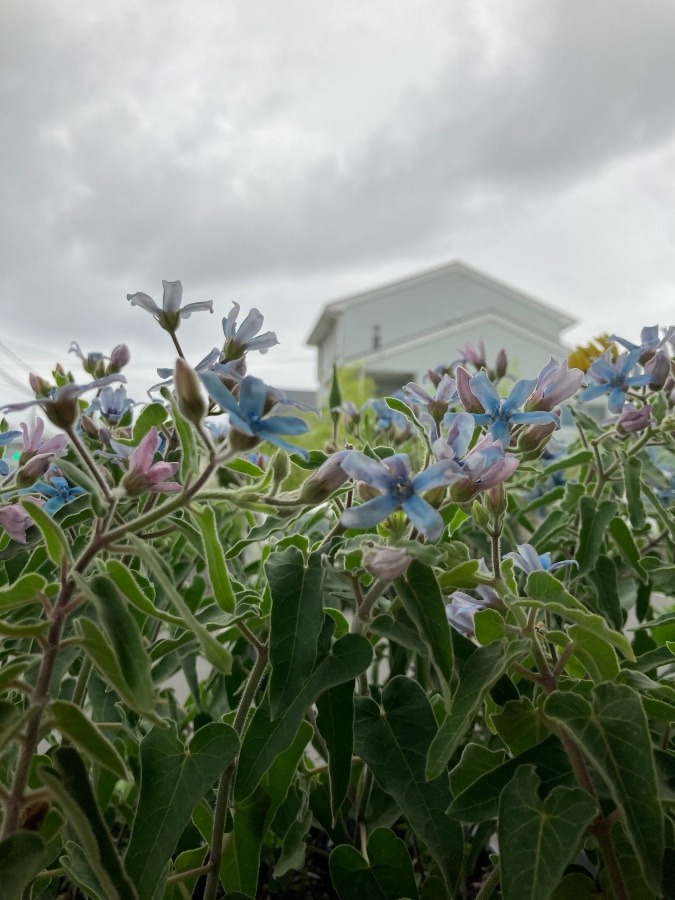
[
  {"x1": 364, "y1": 547, "x2": 412, "y2": 580},
  {"x1": 300, "y1": 451, "x2": 350, "y2": 503},
  {"x1": 645, "y1": 351, "x2": 670, "y2": 390},
  {"x1": 495, "y1": 349, "x2": 508, "y2": 379},
  {"x1": 617, "y1": 405, "x2": 652, "y2": 435},
  {"x1": 109, "y1": 344, "x2": 131, "y2": 372},
  {"x1": 456, "y1": 366, "x2": 484, "y2": 414}
]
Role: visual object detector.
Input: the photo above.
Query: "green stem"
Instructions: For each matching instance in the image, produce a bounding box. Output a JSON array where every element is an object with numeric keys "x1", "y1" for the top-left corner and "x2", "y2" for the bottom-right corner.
[
  {"x1": 202, "y1": 644, "x2": 269, "y2": 900},
  {"x1": 65, "y1": 425, "x2": 114, "y2": 504},
  {"x1": 475, "y1": 863, "x2": 501, "y2": 900}
]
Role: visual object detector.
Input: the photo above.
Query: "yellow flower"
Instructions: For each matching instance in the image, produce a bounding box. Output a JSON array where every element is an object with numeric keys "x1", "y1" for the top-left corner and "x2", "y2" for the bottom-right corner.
[{"x1": 568, "y1": 333, "x2": 617, "y2": 372}]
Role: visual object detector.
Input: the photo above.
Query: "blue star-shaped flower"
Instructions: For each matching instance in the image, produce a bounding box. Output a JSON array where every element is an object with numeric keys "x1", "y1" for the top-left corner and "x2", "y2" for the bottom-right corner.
[
  {"x1": 200, "y1": 372, "x2": 309, "y2": 457},
  {"x1": 465, "y1": 371, "x2": 558, "y2": 446},
  {"x1": 579, "y1": 349, "x2": 652, "y2": 414},
  {"x1": 339, "y1": 451, "x2": 460, "y2": 541}
]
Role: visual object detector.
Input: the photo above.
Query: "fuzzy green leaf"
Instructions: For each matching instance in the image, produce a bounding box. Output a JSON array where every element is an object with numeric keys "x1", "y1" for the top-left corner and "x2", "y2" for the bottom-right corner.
[{"x1": 498, "y1": 766, "x2": 597, "y2": 900}]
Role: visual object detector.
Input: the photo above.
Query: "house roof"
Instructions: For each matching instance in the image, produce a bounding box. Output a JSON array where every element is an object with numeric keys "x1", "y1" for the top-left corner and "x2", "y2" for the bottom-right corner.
[
  {"x1": 306, "y1": 259, "x2": 577, "y2": 346},
  {"x1": 352, "y1": 310, "x2": 573, "y2": 367}
]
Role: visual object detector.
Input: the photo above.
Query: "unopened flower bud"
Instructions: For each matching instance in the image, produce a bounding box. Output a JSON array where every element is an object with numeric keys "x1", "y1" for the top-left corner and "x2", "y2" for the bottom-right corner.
[
  {"x1": 364, "y1": 547, "x2": 412, "y2": 580},
  {"x1": 29, "y1": 373, "x2": 52, "y2": 397},
  {"x1": 358, "y1": 480, "x2": 379, "y2": 502},
  {"x1": 109, "y1": 344, "x2": 131, "y2": 373},
  {"x1": 486, "y1": 484, "x2": 507, "y2": 518},
  {"x1": 15, "y1": 455, "x2": 51, "y2": 487},
  {"x1": 271, "y1": 450, "x2": 291, "y2": 488},
  {"x1": 617, "y1": 405, "x2": 652, "y2": 435},
  {"x1": 300, "y1": 450, "x2": 349, "y2": 503},
  {"x1": 175, "y1": 358, "x2": 207, "y2": 425},
  {"x1": 229, "y1": 428, "x2": 260, "y2": 453},
  {"x1": 495, "y1": 349, "x2": 508, "y2": 379},
  {"x1": 516, "y1": 420, "x2": 557, "y2": 458},
  {"x1": 456, "y1": 366, "x2": 484, "y2": 414},
  {"x1": 81, "y1": 415, "x2": 100, "y2": 438},
  {"x1": 645, "y1": 351, "x2": 671, "y2": 390},
  {"x1": 44, "y1": 385, "x2": 81, "y2": 430},
  {"x1": 471, "y1": 499, "x2": 489, "y2": 529}
]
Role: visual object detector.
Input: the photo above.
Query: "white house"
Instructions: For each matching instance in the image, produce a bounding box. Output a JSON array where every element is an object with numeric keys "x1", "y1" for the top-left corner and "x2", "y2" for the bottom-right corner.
[{"x1": 307, "y1": 261, "x2": 577, "y2": 395}]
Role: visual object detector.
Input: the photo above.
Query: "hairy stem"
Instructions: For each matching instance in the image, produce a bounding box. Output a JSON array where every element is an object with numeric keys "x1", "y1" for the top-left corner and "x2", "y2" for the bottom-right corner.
[{"x1": 202, "y1": 644, "x2": 269, "y2": 900}]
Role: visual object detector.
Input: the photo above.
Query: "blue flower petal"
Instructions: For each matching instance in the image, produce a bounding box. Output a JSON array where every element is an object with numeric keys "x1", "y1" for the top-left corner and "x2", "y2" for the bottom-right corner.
[
  {"x1": 238, "y1": 376, "x2": 268, "y2": 419},
  {"x1": 0, "y1": 431, "x2": 21, "y2": 446},
  {"x1": 412, "y1": 460, "x2": 461, "y2": 493},
  {"x1": 509, "y1": 411, "x2": 559, "y2": 427},
  {"x1": 608, "y1": 387, "x2": 627, "y2": 414},
  {"x1": 401, "y1": 495, "x2": 445, "y2": 541},
  {"x1": 503, "y1": 378, "x2": 536, "y2": 414},
  {"x1": 257, "y1": 416, "x2": 309, "y2": 437},
  {"x1": 579, "y1": 384, "x2": 611, "y2": 403},
  {"x1": 228, "y1": 412, "x2": 256, "y2": 436},
  {"x1": 340, "y1": 452, "x2": 396, "y2": 492},
  {"x1": 259, "y1": 431, "x2": 309, "y2": 459},
  {"x1": 341, "y1": 493, "x2": 400, "y2": 529},
  {"x1": 468, "y1": 371, "x2": 500, "y2": 415},
  {"x1": 490, "y1": 420, "x2": 511, "y2": 447},
  {"x1": 383, "y1": 454, "x2": 413, "y2": 481},
  {"x1": 200, "y1": 372, "x2": 242, "y2": 416},
  {"x1": 0, "y1": 461, "x2": 9, "y2": 476}
]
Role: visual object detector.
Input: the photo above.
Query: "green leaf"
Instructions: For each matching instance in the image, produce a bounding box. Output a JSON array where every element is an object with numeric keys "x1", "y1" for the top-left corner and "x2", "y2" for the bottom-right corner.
[
  {"x1": 220, "y1": 722, "x2": 312, "y2": 896},
  {"x1": 395, "y1": 561, "x2": 454, "y2": 702},
  {"x1": 316, "y1": 681, "x2": 354, "y2": 822},
  {"x1": 21, "y1": 499, "x2": 72, "y2": 565},
  {"x1": 52, "y1": 456, "x2": 108, "y2": 516},
  {"x1": 608, "y1": 517, "x2": 647, "y2": 581},
  {"x1": 589, "y1": 555, "x2": 623, "y2": 631},
  {"x1": 622, "y1": 453, "x2": 646, "y2": 529},
  {"x1": 47, "y1": 700, "x2": 128, "y2": 780},
  {"x1": 61, "y1": 841, "x2": 108, "y2": 900},
  {"x1": 0, "y1": 832, "x2": 48, "y2": 900},
  {"x1": 498, "y1": 765, "x2": 597, "y2": 900},
  {"x1": 0, "y1": 573, "x2": 47, "y2": 611},
  {"x1": 75, "y1": 618, "x2": 159, "y2": 720},
  {"x1": 491, "y1": 698, "x2": 547, "y2": 755},
  {"x1": 545, "y1": 683, "x2": 664, "y2": 892},
  {"x1": 529, "y1": 508, "x2": 570, "y2": 549},
  {"x1": 522, "y1": 571, "x2": 634, "y2": 661},
  {"x1": 103, "y1": 559, "x2": 183, "y2": 627},
  {"x1": 438, "y1": 559, "x2": 492, "y2": 591},
  {"x1": 267, "y1": 547, "x2": 324, "y2": 717},
  {"x1": 474, "y1": 608, "x2": 505, "y2": 645},
  {"x1": 192, "y1": 504, "x2": 236, "y2": 613},
  {"x1": 448, "y1": 734, "x2": 573, "y2": 823},
  {"x1": 38, "y1": 748, "x2": 138, "y2": 900},
  {"x1": 542, "y1": 449, "x2": 593, "y2": 474},
  {"x1": 125, "y1": 723, "x2": 239, "y2": 900},
  {"x1": 448, "y1": 743, "x2": 506, "y2": 797},
  {"x1": 0, "y1": 617, "x2": 47, "y2": 637},
  {"x1": 160, "y1": 385, "x2": 197, "y2": 480},
  {"x1": 235, "y1": 632, "x2": 372, "y2": 802},
  {"x1": 574, "y1": 497, "x2": 618, "y2": 575},
  {"x1": 330, "y1": 827, "x2": 419, "y2": 900},
  {"x1": 426, "y1": 640, "x2": 529, "y2": 779},
  {"x1": 129, "y1": 536, "x2": 233, "y2": 674},
  {"x1": 0, "y1": 659, "x2": 31, "y2": 693},
  {"x1": 0, "y1": 702, "x2": 31, "y2": 752},
  {"x1": 75, "y1": 573, "x2": 156, "y2": 714},
  {"x1": 354, "y1": 676, "x2": 463, "y2": 893},
  {"x1": 566, "y1": 624, "x2": 620, "y2": 684},
  {"x1": 132, "y1": 402, "x2": 168, "y2": 442}
]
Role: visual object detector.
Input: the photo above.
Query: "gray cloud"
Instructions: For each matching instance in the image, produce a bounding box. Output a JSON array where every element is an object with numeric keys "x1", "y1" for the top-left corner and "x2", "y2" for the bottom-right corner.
[{"x1": 1, "y1": 0, "x2": 673, "y2": 398}]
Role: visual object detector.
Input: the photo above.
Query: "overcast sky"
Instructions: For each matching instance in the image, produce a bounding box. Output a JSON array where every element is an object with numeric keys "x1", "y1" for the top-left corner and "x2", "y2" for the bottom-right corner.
[{"x1": 1, "y1": 0, "x2": 674, "y2": 403}]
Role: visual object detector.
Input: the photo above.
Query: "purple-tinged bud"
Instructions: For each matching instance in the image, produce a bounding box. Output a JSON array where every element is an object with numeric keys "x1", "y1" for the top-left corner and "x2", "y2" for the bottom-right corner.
[
  {"x1": 525, "y1": 358, "x2": 584, "y2": 412},
  {"x1": 617, "y1": 405, "x2": 652, "y2": 435},
  {"x1": 300, "y1": 450, "x2": 350, "y2": 502},
  {"x1": 229, "y1": 428, "x2": 260, "y2": 453},
  {"x1": 495, "y1": 348, "x2": 508, "y2": 379},
  {"x1": 29, "y1": 373, "x2": 52, "y2": 397},
  {"x1": 175, "y1": 358, "x2": 207, "y2": 425},
  {"x1": 456, "y1": 366, "x2": 484, "y2": 413},
  {"x1": 645, "y1": 350, "x2": 671, "y2": 390},
  {"x1": 81, "y1": 415, "x2": 100, "y2": 439},
  {"x1": 516, "y1": 420, "x2": 557, "y2": 458},
  {"x1": 486, "y1": 483, "x2": 507, "y2": 518},
  {"x1": 43, "y1": 385, "x2": 82, "y2": 430},
  {"x1": 15, "y1": 454, "x2": 52, "y2": 487},
  {"x1": 357, "y1": 481, "x2": 379, "y2": 502},
  {"x1": 109, "y1": 344, "x2": 131, "y2": 373},
  {"x1": 364, "y1": 547, "x2": 412, "y2": 580},
  {"x1": 426, "y1": 368, "x2": 442, "y2": 388}
]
